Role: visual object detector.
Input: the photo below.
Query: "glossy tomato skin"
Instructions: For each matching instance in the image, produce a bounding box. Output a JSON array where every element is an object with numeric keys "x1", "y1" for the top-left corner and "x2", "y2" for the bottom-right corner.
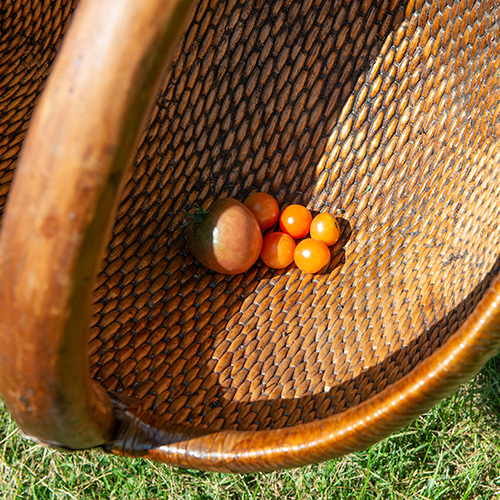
[
  {"x1": 260, "y1": 231, "x2": 296, "y2": 269},
  {"x1": 310, "y1": 213, "x2": 340, "y2": 246},
  {"x1": 243, "y1": 192, "x2": 280, "y2": 231},
  {"x1": 279, "y1": 204, "x2": 312, "y2": 239},
  {"x1": 294, "y1": 238, "x2": 330, "y2": 273},
  {"x1": 186, "y1": 198, "x2": 263, "y2": 274}
]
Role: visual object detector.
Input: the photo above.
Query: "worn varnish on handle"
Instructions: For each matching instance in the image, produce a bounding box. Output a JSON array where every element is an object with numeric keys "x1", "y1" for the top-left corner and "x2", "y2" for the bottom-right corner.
[
  {"x1": 1, "y1": 0, "x2": 500, "y2": 472},
  {"x1": 0, "y1": 0, "x2": 197, "y2": 450}
]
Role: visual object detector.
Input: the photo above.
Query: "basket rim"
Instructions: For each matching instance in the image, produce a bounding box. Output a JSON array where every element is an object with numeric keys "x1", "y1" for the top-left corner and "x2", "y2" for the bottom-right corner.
[
  {"x1": 2, "y1": 0, "x2": 500, "y2": 474},
  {"x1": 0, "y1": 0, "x2": 198, "y2": 451},
  {"x1": 107, "y1": 272, "x2": 500, "y2": 472}
]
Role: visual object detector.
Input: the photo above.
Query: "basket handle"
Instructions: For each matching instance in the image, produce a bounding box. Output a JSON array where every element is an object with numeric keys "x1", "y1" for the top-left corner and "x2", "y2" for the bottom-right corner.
[{"x1": 0, "y1": 0, "x2": 195, "y2": 449}]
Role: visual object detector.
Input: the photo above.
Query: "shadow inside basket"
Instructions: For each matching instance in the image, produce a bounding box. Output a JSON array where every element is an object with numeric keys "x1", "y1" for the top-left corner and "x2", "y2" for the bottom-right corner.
[
  {"x1": 96, "y1": 250, "x2": 500, "y2": 454},
  {"x1": 86, "y1": 0, "x2": 500, "y2": 451}
]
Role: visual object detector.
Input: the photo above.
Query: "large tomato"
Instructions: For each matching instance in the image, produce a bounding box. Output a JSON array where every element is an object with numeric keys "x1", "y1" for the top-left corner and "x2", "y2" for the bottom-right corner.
[{"x1": 186, "y1": 198, "x2": 263, "y2": 274}]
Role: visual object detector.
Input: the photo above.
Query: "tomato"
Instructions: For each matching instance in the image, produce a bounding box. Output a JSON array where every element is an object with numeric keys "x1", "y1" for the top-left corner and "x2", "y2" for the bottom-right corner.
[
  {"x1": 279, "y1": 204, "x2": 312, "y2": 239},
  {"x1": 260, "y1": 232, "x2": 296, "y2": 269},
  {"x1": 186, "y1": 198, "x2": 263, "y2": 274},
  {"x1": 294, "y1": 238, "x2": 330, "y2": 273},
  {"x1": 243, "y1": 192, "x2": 280, "y2": 231},
  {"x1": 310, "y1": 213, "x2": 340, "y2": 246}
]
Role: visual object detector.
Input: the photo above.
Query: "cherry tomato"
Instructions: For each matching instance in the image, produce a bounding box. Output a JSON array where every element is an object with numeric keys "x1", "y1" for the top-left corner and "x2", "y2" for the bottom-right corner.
[
  {"x1": 294, "y1": 238, "x2": 330, "y2": 273},
  {"x1": 279, "y1": 204, "x2": 312, "y2": 239},
  {"x1": 260, "y1": 232, "x2": 296, "y2": 269},
  {"x1": 186, "y1": 198, "x2": 262, "y2": 274},
  {"x1": 243, "y1": 192, "x2": 280, "y2": 231},
  {"x1": 310, "y1": 213, "x2": 340, "y2": 246}
]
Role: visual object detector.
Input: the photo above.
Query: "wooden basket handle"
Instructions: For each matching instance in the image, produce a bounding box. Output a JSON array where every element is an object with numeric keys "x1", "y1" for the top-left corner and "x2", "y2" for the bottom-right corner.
[{"x1": 0, "y1": 0, "x2": 195, "y2": 449}]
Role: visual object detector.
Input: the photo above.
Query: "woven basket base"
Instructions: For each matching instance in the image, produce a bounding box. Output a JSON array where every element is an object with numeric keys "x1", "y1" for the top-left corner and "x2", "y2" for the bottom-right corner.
[
  {"x1": 84, "y1": 0, "x2": 500, "y2": 436},
  {"x1": 2, "y1": 0, "x2": 500, "y2": 461}
]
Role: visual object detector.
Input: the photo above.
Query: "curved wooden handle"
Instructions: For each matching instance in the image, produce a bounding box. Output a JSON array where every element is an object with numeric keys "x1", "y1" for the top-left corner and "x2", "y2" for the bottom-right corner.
[{"x1": 0, "y1": 0, "x2": 195, "y2": 449}]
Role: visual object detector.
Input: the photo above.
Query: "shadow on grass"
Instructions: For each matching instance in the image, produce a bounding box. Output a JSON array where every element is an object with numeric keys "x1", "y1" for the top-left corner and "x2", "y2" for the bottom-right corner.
[{"x1": 471, "y1": 354, "x2": 500, "y2": 421}]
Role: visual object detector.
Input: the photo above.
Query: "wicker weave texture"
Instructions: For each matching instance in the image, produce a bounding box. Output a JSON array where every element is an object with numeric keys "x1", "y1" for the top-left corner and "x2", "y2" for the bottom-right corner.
[
  {"x1": 86, "y1": 0, "x2": 500, "y2": 435},
  {"x1": 2, "y1": 0, "x2": 500, "y2": 471},
  {"x1": 0, "y1": 0, "x2": 76, "y2": 211}
]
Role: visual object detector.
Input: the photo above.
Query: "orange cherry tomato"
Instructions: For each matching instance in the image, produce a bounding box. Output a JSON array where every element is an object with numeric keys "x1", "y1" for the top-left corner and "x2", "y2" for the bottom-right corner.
[
  {"x1": 279, "y1": 204, "x2": 312, "y2": 239},
  {"x1": 244, "y1": 192, "x2": 280, "y2": 231},
  {"x1": 294, "y1": 238, "x2": 330, "y2": 273},
  {"x1": 260, "y1": 232, "x2": 296, "y2": 269},
  {"x1": 310, "y1": 213, "x2": 340, "y2": 246}
]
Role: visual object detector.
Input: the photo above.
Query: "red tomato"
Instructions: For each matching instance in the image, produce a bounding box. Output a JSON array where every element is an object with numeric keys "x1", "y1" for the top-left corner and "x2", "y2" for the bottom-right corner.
[
  {"x1": 294, "y1": 238, "x2": 330, "y2": 273},
  {"x1": 279, "y1": 204, "x2": 312, "y2": 239},
  {"x1": 310, "y1": 213, "x2": 340, "y2": 246},
  {"x1": 243, "y1": 192, "x2": 280, "y2": 231},
  {"x1": 260, "y1": 232, "x2": 296, "y2": 269},
  {"x1": 186, "y1": 198, "x2": 262, "y2": 274}
]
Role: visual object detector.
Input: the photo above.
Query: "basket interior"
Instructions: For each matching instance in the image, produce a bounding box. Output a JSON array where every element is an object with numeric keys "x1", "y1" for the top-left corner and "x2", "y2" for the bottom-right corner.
[
  {"x1": 0, "y1": 0, "x2": 75, "y2": 212},
  {"x1": 87, "y1": 0, "x2": 500, "y2": 434},
  {"x1": 3, "y1": 0, "x2": 500, "y2": 438}
]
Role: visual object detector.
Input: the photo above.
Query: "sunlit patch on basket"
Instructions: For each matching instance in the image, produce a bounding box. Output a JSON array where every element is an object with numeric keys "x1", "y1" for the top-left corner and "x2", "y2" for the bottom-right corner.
[{"x1": 86, "y1": 0, "x2": 500, "y2": 439}]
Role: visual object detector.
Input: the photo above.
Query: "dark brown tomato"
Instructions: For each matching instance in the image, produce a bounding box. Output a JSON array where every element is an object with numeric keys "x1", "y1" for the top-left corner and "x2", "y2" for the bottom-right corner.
[{"x1": 186, "y1": 198, "x2": 263, "y2": 274}]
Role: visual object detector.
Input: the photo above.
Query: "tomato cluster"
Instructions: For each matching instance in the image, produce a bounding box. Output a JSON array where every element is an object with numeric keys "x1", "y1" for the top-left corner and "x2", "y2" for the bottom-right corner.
[
  {"x1": 244, "y1": 192, "x2": 341, "y2": 274},
  {"x1": 186, "y1": 193, "x2": 341, "y2": 275}
]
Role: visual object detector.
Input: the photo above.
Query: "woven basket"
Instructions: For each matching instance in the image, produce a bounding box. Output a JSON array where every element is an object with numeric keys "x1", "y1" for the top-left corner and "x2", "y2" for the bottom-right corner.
[{"x1": 1, "y1": 0, "x2": 500, "y2": 473}]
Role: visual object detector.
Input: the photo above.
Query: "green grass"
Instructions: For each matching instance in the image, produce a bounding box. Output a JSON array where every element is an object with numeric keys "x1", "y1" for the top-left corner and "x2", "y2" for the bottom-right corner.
[{"x1": 2, "y1": 356, "x2": 500, "y2": 499}]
